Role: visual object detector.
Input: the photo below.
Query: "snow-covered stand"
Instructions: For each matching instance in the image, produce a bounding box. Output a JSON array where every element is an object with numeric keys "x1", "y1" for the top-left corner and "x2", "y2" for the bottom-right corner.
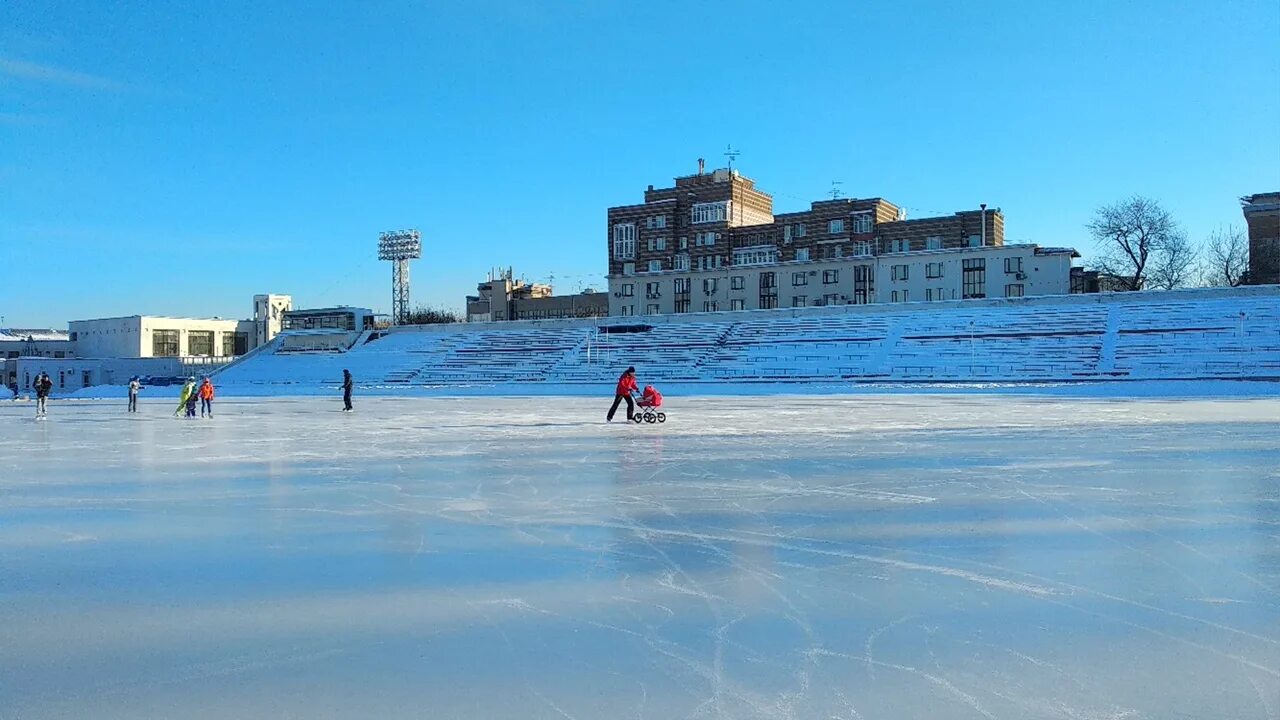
[{"x1": 213, "y1": 286, "x2": 1280, "y2": 392}]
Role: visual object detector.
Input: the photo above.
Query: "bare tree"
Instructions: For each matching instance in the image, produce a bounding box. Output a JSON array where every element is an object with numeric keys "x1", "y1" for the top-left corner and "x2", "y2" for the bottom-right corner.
[
  {"x1": 1200, "y1": 226, "x2": 1250, "y2": 287},
  {"x1": 1087, "y1": 196, "x2": 1188, "y2": 291},
  {"x1": 1147, "y1": 228, "x2": 1198, "y2": 290}
]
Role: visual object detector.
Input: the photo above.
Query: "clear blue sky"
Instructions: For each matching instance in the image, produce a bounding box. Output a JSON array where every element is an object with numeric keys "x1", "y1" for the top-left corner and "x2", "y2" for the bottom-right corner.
[{"x1": 2, "y1": 0, "x2": 1278, "y2": 327}]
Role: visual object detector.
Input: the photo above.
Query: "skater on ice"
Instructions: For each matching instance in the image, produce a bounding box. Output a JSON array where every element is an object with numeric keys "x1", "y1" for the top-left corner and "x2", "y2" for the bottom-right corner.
[
  {"x1": 127, "y1": 377, "x2": 142, "y2": 413},
  {"x1": 32, "y1": 371, "x2": 52, "y2": 417},
  {"x1": 175, "y1": 377, "x2": 196, "y2": 417},
  {"x1": 198, "y1": 377, "x2": 215, "y2": 417},
  {"x1": 341, "y1": 369, "x2": 353, "y2": 411},
  {"x1": 606, "y1": 366, "x2": 638, "y2": 422}
]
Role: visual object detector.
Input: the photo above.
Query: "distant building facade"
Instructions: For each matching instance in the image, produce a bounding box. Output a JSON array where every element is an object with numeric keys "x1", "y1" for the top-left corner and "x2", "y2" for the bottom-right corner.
[
  {"x1": 1, "y1": 329, "x2": 74, "y2": 390},
  {"x1": 605, "y1": 167, "x2": 1069, "y2": 316},
  {"x1": 467, "y1": 271, "x2": 608, "y2": 322},
  {"x1": 1070, "y1": 268, "x2": 1133, "y2": 294},
  {"x1": 282, "y1": 306, "x2": 378, "y2": 331},
  {"x1": 1242, "y1": 192, "x2": 1279, "y2": 285}
]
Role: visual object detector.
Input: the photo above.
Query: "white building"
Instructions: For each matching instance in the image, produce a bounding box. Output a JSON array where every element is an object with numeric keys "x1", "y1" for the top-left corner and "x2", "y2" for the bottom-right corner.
[
  {"x1": 609, "y1": 244, "x2": 1078, "y2": 316},
  {"x1": 69, "y1": 315, "x2": 251, "y2": 359},
  {"x1": 253, "y1": 294, "x2": 293, "y2": 347}
]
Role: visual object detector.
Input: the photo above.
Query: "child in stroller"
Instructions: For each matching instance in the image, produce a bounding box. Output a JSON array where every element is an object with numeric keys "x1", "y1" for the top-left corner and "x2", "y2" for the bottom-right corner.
[{"x1": 633, "y1": 385, "x2": 666, "y2": 424}]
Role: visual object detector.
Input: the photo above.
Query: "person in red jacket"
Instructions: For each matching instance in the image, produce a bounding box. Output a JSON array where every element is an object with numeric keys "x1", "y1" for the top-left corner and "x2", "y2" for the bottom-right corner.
[
  {"x1": 197, "y1": 377, "x2": 215, "y2": 418},
  {"x1": 607, "y1": 366, "x2": 638, "y2": 422}
]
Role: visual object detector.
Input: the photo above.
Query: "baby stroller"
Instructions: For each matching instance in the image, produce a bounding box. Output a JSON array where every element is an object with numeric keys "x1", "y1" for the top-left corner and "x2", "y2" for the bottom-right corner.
[{"x1": 632, "y1": 385, "x2": 666, "y2": 424}]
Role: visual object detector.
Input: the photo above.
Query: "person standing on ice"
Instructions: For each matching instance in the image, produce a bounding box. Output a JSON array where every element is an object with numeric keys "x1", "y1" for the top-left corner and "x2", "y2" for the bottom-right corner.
[
  {"x1": 341, "y1": 369, "x2": 354, "y2": 412},
  {"x1": 127, "y1": 377, "x2": 142, "y2": 413},
  {"x1": 198, "y1": 377, "x2": 215, "y2": 418},
  {"x1": 175, "y1": 377, "x2": 196, "y2": 417},
  {"x1": 606, "y1": 366, "x2": 638, "y2": 422},
  {"x1": 33, "y1": 372, "x2": 52, "y2": 417}
]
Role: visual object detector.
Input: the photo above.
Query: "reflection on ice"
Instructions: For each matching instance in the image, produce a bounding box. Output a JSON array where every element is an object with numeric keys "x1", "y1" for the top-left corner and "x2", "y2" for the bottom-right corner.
[{"x1": 1, "y1": 394, "x2": 1278, "y2": 718}]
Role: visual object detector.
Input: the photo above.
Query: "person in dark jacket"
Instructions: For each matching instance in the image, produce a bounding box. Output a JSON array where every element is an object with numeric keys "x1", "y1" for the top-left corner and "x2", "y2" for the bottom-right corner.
[
  {"x1": 33, "y1": 372, "x2": 52, "y2": 417},
  {"x1": 606, "y1": 366, "x2": 638, "y2": 422},
  {"x1": 341, "y1": 369, "x2": 354, "y2": 411}
]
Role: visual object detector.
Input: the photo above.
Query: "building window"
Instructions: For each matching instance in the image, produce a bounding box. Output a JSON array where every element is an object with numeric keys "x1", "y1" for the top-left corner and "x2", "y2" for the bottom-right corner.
[
  {"x1": 674, "y1": 299, "x2": 690, "y2": 313},
  {"x1": 691, "y1": 201, "x2": 729, "y2": 224},
  {"x1": 674, "y1": 253, "x2": 690, "y2": 271},
  {"x1": 621, "y1": 284, "x2": 634, "y2": 297},
  {"x1": 733, "y1": 247, "x2": 778, "y2": 266},
  {"x1": 695, "y1": 231, "x2": 720, "y2": 247},
  {"x1": 890, "y1": 239, "x2": 910, "y2": 253},
  {"x1": 647, "y1": 237, "x2": 667, "y2": 252},
  {"x1": 794, "y1": 223, "x2": 806, "y2": 238},
  {"x1": 679, "y1": 236, "x2": 688, "y2": 249},
  {"x1": 783, "y1": 224, "x2": 792, "y2": 242},
  {"x1": 612, "y1": 223, "x2": 636, "y2": 259},
  {"x1": 828, "y1": 219, "x2": 845, "y2": 234},
  {"x1": 852, "y1": 242, "x2": 871, "y2": 257},
  {"x1": 891, "y1": 290, "x2": 898, "y2": 303},
  {"x1": 647, "y1": 259, "x2": 662, "y2": 272},
  {"x1": 759, "y1": 294, "x2": 778, "y2": 309},
  {"x1": 963, "y1": 258, "x2": 986, "y2": 298},
  {"x1": 1005, "y1": 283, "x2": 1025, "y2": 297},
  {"x1": 792, "y1": 295, "x2": 807, "y2": 307},
  {"x1": 674, "y1": 278, "x2": 691, "y2": 294},
  {"x1": 1005, "y1": 257, "x2": 1024, "y2": 273},
  {"x1": 759, "y1": 272, "x2": 777, "y2": 289},
  {"x1": 703, "y1": 278, "x2": 718, "y2": 295},
  {"x1": 221, "y1": 331, "x2": 237, "y2": 356},
  {"x1": 703, "y1": 301, "x2": 718, "y2": 312},
  {"x1": 926, "y1": 262, "x2": 943, "y2": 279},
  {"x1": 54, "y1": 351, "x2": 66, "y2": 359},
  {"x1": 698, "y1": 255, "x2": 723, "y2": 271},
  {"x1": 926, "y1": 236, "x2": 942, "y2": 250},
  {"x1": 792, "y1": 272, "x2": 808, "y2": 286},
  {"x1": 823, "y1": 293, "x2": 840, "y2": 306},
  {"x1": 646, "y1": 215, "x2": 668, "y2": 229},
  {"x1": 623, "y1": 262, "x2": 635, "y2": 276},
  {"x1": 823, "y1": 269, "x2": 839, "y2": 284},
  {"x1": 731, "y1": 298, "x2": 745, "y2": 311},
  {"x1": 152, "y1": 330, "x2": 179, "y2": 357},
  {"x1": 646, "y1": 303, "x2": 661, "y2": 315},
  {"x1": 852, "y1": 215, "x2": 873, "y2": 234},
  {"x1": 795, "y1": 247, "x2": 810, "y2": 262},
  {"x1": 620, "y1": 305, "x2": 635, "y2": 316},
  {"x1": 731, "y1": 275, "x2": 745, "y2": 290},
  {"x1": 892, "y1": 264, "x2": 908, "y2": 281}
]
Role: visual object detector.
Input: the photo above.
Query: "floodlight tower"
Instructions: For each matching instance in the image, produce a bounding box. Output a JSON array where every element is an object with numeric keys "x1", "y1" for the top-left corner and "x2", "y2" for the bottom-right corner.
[{"x1": 377, "y1": 229, "x2": 422, "y2": 325}]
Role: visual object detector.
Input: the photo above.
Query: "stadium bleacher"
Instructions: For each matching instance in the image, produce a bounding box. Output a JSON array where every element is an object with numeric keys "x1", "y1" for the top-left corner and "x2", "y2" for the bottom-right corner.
[{"x1": 213, "y1": 287, "x2": 1280, "y2": 390}]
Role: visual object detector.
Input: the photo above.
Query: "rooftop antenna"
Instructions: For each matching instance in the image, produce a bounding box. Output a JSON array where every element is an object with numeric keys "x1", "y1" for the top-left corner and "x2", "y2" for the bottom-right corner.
[
  {"x1": 724, "y1": 144, "x2": 740, "y2": 172},
  {"x1": 830, "y1": 181, "x2": 844, "y2": 200}
]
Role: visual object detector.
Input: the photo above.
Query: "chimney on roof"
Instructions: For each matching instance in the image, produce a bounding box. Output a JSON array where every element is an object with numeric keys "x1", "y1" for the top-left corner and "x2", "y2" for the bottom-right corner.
[{"x1": 697, "y1": 158, "x2": 705, "y2": 175}]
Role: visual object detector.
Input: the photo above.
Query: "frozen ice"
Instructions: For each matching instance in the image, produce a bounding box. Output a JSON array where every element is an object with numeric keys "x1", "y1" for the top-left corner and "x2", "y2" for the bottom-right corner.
[{"x1": 2, "y1": 393, "x2": 1279, "y2": 719}]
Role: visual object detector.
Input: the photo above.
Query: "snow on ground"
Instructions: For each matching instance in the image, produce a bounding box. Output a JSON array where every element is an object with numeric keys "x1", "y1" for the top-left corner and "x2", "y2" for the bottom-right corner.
[{"x1": 2, "y1": 394, "x2": 1278, "y2": 719}]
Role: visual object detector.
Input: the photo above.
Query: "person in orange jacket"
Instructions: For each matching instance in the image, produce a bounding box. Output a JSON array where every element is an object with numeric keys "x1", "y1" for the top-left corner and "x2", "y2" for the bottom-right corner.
[
  {"x1": 607, "y1": 366, "x2": 638, "y2": 422},
  {"x1": 197, "y1": 377, "x2": 215, "y2": 418}
]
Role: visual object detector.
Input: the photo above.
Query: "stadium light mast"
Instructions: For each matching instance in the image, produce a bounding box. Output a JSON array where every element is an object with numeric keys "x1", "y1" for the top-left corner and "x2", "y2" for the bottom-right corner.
[{"x1": 377, "y1": 229, "x2": 422, "y2": 325}]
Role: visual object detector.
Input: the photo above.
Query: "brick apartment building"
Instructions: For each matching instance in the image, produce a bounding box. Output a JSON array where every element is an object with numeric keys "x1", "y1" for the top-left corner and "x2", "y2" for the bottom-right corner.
[
  {"x1": 1242, "y1": 192, "x2": 1280, "y2": 285},
  {"x1": 605, "y1": 167, "x2": 1071, "y2": 316}
]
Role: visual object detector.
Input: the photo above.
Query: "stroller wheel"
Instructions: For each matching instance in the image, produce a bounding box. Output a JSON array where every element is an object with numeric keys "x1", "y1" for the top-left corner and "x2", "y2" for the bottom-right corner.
[
  {"x1": 631, "y1": 415, "x2": 643, "y2": 424},
  {"x1": 644, "y1": 412, "x2": 656, "y2": 424},
  {"x1": 656, "y1": 412, "x2": 666, "y2": 423}
]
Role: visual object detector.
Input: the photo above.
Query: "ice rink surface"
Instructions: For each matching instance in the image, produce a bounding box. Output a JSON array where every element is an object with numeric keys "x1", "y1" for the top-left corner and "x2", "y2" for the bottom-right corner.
[{"x1": 2, "y1": 393, "x2": 1279, "y2": 719}]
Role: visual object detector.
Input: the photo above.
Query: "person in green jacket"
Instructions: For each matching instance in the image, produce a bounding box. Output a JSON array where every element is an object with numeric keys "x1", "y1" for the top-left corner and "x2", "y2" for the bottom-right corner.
[{"x1": 174, "y1": 377, "x2": 196, "y2": 417}]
